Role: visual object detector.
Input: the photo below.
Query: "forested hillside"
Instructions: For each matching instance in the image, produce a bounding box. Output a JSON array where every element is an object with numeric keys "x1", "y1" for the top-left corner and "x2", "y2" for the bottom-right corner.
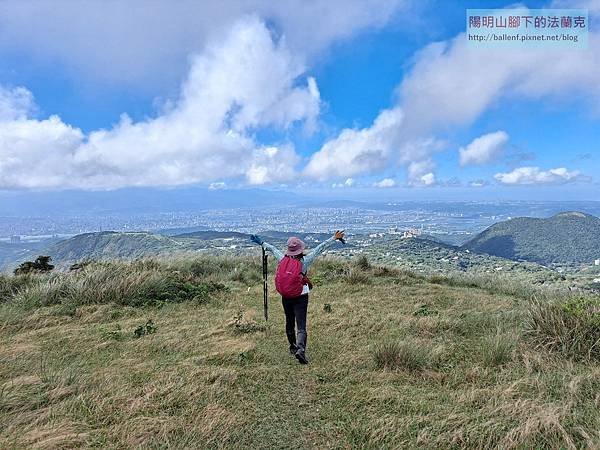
[{"x1": 464, "y1": 212, "x2": 600, "y2": 265}]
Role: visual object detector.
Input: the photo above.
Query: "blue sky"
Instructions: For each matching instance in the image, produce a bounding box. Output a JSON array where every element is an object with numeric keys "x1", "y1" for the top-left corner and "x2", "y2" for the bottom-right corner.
[{"x1": 0, "y1": 0, "x2": 598, "y2": 201}]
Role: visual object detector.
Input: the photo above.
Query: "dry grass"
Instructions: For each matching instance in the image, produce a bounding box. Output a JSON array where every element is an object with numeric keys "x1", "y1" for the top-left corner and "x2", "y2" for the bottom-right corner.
[{"x1": 1, "y1": 255, "x2": 599, "y2": 448}]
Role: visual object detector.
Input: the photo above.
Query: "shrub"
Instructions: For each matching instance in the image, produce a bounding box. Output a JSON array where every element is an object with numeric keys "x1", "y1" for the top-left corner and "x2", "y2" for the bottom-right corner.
[
  {"x1": 230, "y1": 310, "x2": 265, "y2": 334},
  {"x1": 69, "y1": 261, "x2": 92, "y2": 272},
  {"x1": 14, "y1": 256, "x2": 55, "y2": 275},
  {"x1": 100, "y1": 324, "x2": 124, "y2": 341},
  {"x1": 413, "y1": 303, "x2": 439, "y2": 317},
  {"x1": 134, "y1": 320, "x2": 157, "y2": 338},
  {"x1": 129, "y1": 277, "x2": 226, "y2": 307},
  {"x1": 343, "y1": 268, "x2": 372, "y2": 285},
  {"x1": 312, "y1": 258, "x2": 347, "y2": 282},
  {"x1": 371, "y1": 266, "x2": 401, "y2": 278},
  {"x1": 174, "y1": 256, "x2": 262, "y2": 286},
  {"x1": 526, "y1": 296, "x2": 600, "y2": 360},
  {"x1": 429, "y1": 275, "x2": 449, "y2": 285},
  {"x1": 354, "y1": 255, "x2": 371, "y2": 271},
  {"x1": 373, "y1": 341, "x2": 428, "y2": 372},
  {"x1": 438, "y1": 272, "x2": 548, "y2": 300},
  {"x1": 13, "y1": 275, "x2": 76, "y2": 308}
]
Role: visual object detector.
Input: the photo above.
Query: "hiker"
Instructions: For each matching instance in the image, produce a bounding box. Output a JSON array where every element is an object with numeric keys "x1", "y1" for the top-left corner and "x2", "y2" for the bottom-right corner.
[{"x1": 250, "y1": 231, "x2": 345, "y2": 364}]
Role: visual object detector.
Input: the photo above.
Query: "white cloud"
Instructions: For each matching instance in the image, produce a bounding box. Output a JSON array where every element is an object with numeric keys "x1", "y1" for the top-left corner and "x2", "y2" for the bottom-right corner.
[
  {"x1": 398, "y1": 30, "x2": 600, "y2": 135},
  {"x1": 245, "y1": 146, "x2": 300, "y2": 185},
  {"x1": 0, "y1": 0, "x2": 407, "y2": 89},
  {"x1": 0, "y1": 86, "x2": 34, "y2": 121},
  {"x1": 208, "y1": 182, "x2": 227, "y2": 190},
  {"x1": 305, "y1": 107, "x2": 402, "y2": 180},
  {"x1": 552, "y1": 0, "x2": 600, "y2": 13},
  {"x1": 419, "y1": 172, "x2": 436, "y2": 186},
  {"x1": 459, "y1": 131, "x2": 508, "y2": 166},
  {"x1": 494, "y1": 167, "x2": 584, "y2": 185},
  {"x1": 373, "y1": 178, "x2": 396, "y2": 188},
  {"x1": 303, "y1": 106, "x2": 444, "y2": 184},
  {"x1": 406, "y1": 158, "x2": 439, "y2": 186},
  {"x1": 0, "y1": 115, "x2": 84, "y2": 189},
  {"x1": 469, "y1": 179, "x2": 489, "y2": 188},
  {"x1": 0, "y1": 18, "x2": 318, "y2": 190},
  {"x1": 332, "y1": 178, "x2": 355, "y2": 188}
]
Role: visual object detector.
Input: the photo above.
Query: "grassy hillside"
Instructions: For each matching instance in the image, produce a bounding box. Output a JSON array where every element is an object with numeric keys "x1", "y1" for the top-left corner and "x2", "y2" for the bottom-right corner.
[
  {"x1": 33, "y1": 231, "x2": 564, "y2": 289},
  {"x1": 464, "y1": 212, "x2": 600, "y2": 265},
  {"x1": 9, "y1": 228, "x2": 590, "y2": 294},
  {"x1": 2, "y1": 255, "x2": 600, "y2": 448},
  {"x1": 351, "y1": 236, "x2": 576, "y2": 289},
  {"x1": 43, "y1": 231, "x2": 185, "y2": 266},
  {"x1": 11, "y1": 230, "x2": 335, "y2": 270}
]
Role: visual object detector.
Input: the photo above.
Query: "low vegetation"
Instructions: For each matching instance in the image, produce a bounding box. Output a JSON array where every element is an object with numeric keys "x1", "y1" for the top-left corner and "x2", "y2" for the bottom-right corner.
[
  {"x1": 13, "y1": 255, "x2": 55, "y2": 275},
  {"x1": 1, "y1": 254, "x2": 600, "y2": 448},
  {"x1": 527, "y1": 295, "x2": 600, "y2": 360},
  {"x1": 373, "y1": 340, "x2": 431, "y2": 372}
]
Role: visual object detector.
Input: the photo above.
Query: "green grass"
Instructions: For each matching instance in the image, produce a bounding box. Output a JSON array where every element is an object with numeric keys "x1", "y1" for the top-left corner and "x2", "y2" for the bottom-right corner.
[{"x1": 1, "y1": 256, "x2": 600, "y2": 448}]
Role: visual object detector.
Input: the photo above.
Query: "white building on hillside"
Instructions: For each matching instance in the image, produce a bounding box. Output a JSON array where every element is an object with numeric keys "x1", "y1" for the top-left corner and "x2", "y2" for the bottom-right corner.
[{"x1": 402, "y1": 228, "x2": 421, "y2": 239}]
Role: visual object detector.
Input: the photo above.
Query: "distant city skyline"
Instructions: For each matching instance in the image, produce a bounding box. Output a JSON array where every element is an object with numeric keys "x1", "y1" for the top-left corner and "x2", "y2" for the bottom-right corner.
[{"x1": 0, "y1": 0, "x2": 598, "y2": 200}]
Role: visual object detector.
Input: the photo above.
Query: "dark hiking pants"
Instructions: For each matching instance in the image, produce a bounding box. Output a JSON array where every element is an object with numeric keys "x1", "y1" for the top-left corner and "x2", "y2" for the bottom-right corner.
[{"x1": 282, "y1": 294, "x2": 308, "y2": 352}]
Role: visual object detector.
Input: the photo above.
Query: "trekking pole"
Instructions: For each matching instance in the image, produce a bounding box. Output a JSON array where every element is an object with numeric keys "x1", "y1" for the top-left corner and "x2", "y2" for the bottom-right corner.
[{"x1": 262, "y1": 246, "x2": 268, "y2": 322}]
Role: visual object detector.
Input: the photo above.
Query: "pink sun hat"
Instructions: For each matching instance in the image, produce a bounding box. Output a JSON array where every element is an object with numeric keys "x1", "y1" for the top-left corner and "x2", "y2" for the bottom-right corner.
[{"x1": 285, "y1": 237, "x2": 306, "y2": 256}]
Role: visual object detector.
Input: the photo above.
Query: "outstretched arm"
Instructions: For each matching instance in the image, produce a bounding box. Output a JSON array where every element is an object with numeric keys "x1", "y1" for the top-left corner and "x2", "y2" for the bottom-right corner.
[
  {"x1": 262, "y1": 241, "x2": 284, "y2": 262},
  {"x1": 250, "y1": 234, "x2": 284, "y2": 262},
  {"x1": 303, "y1": 230, "x2": 345, "y2": 270}
]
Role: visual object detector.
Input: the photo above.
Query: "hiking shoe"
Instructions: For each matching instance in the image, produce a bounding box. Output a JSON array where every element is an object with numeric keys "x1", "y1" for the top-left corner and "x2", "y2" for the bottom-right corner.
[
  {"x1": 294, "y1": 349, "x2": 309, "y2": 365},
  {"x1": 289, "y1": 344, "x2": 298, "y2": 355}
]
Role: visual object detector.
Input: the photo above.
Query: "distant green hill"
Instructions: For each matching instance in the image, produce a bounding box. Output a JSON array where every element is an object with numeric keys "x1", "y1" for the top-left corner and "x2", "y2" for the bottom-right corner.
[
  {"x1": 463, "y1": 212, "x2": 600, "y2": 265},
  {"x1": 44, "y1": 231, "x2": 184, "y2": 264}
]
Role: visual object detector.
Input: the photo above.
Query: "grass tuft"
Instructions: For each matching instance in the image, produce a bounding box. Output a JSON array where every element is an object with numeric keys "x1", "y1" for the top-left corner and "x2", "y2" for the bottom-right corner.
[
  {"x1": 343, "y1": 268, "x2": 372, "y2": 285},
  {"x1": 354, "y1": 255, "x2": 371, "y2": 271},
  {"x1": 373, "y1": 340, "x2": 429, "y2": 372},
  {"x1": 526, "y1": 296, "x2": 600, "y2": 360},
  {"x1": 481, "y1": 332, "x2": 517, "y2": 367}
]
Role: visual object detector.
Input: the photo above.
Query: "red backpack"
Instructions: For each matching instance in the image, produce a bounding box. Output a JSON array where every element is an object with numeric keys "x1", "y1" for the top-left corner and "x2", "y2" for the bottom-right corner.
[{"x1": 275, "y1": 256, "x2": 305, "y2": 298}]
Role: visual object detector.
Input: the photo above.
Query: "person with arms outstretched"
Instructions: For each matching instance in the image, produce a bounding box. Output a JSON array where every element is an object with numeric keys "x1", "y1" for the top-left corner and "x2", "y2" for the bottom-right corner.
[{"x1": 250, "y1": 231, "x2": 345, "y2": 364}]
